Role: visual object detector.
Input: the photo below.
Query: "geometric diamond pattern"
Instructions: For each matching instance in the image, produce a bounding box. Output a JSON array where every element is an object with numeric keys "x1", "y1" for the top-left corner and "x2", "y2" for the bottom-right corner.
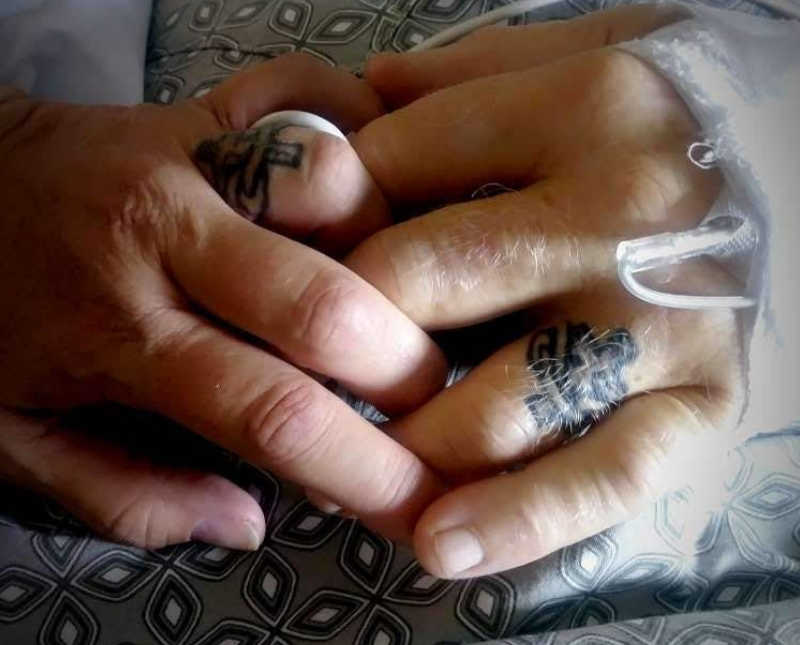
[
  {"x1": 31, "y1": 534, "x2": 88, "y2": 578},
  {"x1": 455, "y1": 576, "x2": 515, "y2": 640},
  {"x1": 599, "y1": 555, "x2": 679, "y2": 594},
  {"x1": 38, "y1": 591, "x2": 99, "y2": 645},
  {"x1": 734, "y1": 474, "x2": 800, "y2": 520},
  {"x1": 614, "y1": 616, "x2": 666, "y2": 644},
  {"x1": 561, "y1": 534, "x2": 617, "y2": 592},
  {"x1": 174, "y1": 543, "x2": 247, "y2": 581},
  {"x1": 271, "y1": 501, "x2": 344, "y2": 550},
  {"x1": 382, "y1": 561, "x2": 456, "y2": 606},
  {"x1": 144, "y1": 571, "x2": 203, "y2": 645},
  {"x1": 768, "y1": 577, "x2": 800, "y2": 603},
  {"x1": 354, "y1": 605, "x2": 411, "y2": 645},
  {"x1": 654, "y1": 490, "x2": 722, "y2": 557},
  {"x1": 242, "y1": 548, "x2": 297, "y2": 627},
  {"x1": 70, "y1": 550, "x2": 160, "y2": 601},
  {"x1": 703, "y1": 573, "x2": 768, "y2": 611},
  {"x1": 338, "y1": 522, "x2": 394, "y2": 594},
  {"x1": 571, "y1": 596, "x2": 616, "y2": 629},
  {"x1": 655, "y1": 571, "x2": 709, "y2": 613},
  {"x1": 283, "y1": 589, "x2": 369, "y2": 640},
  {"x1": 0, "y1": 566, "x2": 57, "y2": 623},
  {"x1": 668, "y1": 622, "x2": 761, "y2": 645},
  {"x1": 192, "y1": 618, "x2": 270, "y2": 645},
  {"x1": 308, "y1": 10, "x2": 376, "y2": 43},
  {"x1": 222, "y1": 1, "x2": 273, "y2": 26}
]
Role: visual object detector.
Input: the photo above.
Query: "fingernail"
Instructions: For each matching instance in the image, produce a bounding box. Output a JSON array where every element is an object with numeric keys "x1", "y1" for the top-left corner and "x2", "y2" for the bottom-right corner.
[
  {"x1": 305, "y1": 489, "x2": 343, "y2": 515},
  {"x1": 191, "y1": 518, "x2": 263, "y2": 552},
  {"x1": 433, "y1": 527, "x2": 484, "y2": 577}
]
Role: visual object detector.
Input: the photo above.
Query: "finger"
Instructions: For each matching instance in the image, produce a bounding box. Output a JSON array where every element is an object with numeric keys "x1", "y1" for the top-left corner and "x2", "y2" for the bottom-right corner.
[
  {"x1": 389, "y1": 285, "x2": 740, "y2": 479},
  {"x1": 199, "y1": 52, "x2": 384, "y2": 133},
  {"x1": 0, "y1": 408, "x2": 264, "y2": 551},
  {"x1": 366, "y1": 4, "x2": 687, "y2": 107},
  {"x1": 194, "y1": 123, "x2": 391, "y2": 255},
  {"x1": 353, "y1": 49, "x2": 698, "y2": 206},
  {"x1": 165, "y1": 175, "x2": 446, "y2": 413},
  {"x1": 109, "y1": 310, "x2": 444, "y2": 541},
  {"x1": 346, "y1": 153, "x2": 719, "y2": 328},
  {"x1": 413, "y1": 385, "x2": 738, "y2": 578}
]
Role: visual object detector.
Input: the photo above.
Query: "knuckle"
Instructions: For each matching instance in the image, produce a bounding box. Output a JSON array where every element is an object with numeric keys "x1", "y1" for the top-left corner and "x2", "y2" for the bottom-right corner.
[
  {"x1": 291, "y1": 271, "x2": 364, "y2": 359},
  {"x1": 244, "y1": 380, "x2": 334, "y2": 468},
  {"x1": 100, "y1": 161, "x2": 171, "y2": 241},
  {"x1": 591, "y1": 49, "x2": 644, "y2": 94},
  {"x1": 100, "y1": 492, "x2": 167, "y2": 550},
  {"x1": 624, "y1": 156, "x2": 677, "y2": 224}
]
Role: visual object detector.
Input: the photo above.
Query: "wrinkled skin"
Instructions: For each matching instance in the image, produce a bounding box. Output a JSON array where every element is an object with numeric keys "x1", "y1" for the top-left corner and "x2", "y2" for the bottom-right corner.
[
  {"x1": 0, "y1": 54, "x2": 447, "y2": 551},
  {"x1": 345, "y1": 4, "x2": 746, "y2": 577}
]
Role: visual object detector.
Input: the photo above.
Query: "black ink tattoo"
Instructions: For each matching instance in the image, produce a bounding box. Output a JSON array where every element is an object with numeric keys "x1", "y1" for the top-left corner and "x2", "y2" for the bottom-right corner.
[
  {"x1": 195, "y1": 126, "x2": 303, "y2": 223},
  {"x1": 525, "y1": 322, "x2": 638, "y2": 439}
]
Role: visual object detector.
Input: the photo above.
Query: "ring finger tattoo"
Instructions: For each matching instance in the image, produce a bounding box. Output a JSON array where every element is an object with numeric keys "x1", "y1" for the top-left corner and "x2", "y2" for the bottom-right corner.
[
  {"x1": 525, "y1": 321, "x2": 638, "y2": 441},
  {"x1": 195, "y1": 126, "x2": 303, "y2": 223}
]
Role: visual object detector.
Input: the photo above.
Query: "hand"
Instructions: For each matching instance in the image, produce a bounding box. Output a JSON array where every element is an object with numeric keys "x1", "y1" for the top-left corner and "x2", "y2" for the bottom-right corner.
[
  {"x1": 0, "y1": 54, "x2": 446, "y2": 550},
  {"x1": 347, "y1": 6, "x2": 745, "y2": 577}
]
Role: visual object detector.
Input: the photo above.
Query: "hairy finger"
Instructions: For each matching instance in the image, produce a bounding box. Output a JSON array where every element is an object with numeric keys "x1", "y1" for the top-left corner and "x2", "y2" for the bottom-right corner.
[
  {"x1": 390, "y1": 287, "x2": 740, "y2": 479},
  {"x1": 354, "y1": 49, "x2": 699, "y2": 208},
  {"x1": 366, "y1": 4, "x2": 687, "y2": 107},
  {"x1": 347, "y1": 152, "x2": 719, "y2": 329}
]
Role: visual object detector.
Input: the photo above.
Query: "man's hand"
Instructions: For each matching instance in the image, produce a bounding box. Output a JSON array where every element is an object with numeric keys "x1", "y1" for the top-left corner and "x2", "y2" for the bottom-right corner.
[
  {"x1": 347, "y1": 6, "x2": 745, "y2": 577},
  {"x1": 0, "y1": 54, "x2": 446, "y2": 550}
]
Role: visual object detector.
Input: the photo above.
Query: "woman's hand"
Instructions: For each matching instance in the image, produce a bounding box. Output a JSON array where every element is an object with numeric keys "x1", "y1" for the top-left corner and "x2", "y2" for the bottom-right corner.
[
  {"x1": 347, "y1": 5, "x2": 745, "y2": 577},
  {"x1": 0, "y1": 54, "x2": 447, "y2": 550}
]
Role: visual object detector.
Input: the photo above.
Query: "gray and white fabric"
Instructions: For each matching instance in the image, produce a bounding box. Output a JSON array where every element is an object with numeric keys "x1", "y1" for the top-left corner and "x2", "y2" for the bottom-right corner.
[{"x1": 1, "y1": 0, "x2": 800, "y2": 644}]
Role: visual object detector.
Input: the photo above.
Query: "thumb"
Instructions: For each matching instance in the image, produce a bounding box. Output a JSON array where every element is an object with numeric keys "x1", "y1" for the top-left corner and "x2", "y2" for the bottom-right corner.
[{"x1": 0, "y1": 408, "x2": 265, "y2": 551}]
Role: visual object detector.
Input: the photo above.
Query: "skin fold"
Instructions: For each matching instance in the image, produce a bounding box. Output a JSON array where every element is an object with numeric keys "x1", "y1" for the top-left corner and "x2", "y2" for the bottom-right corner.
[
  {"x1": 0, "y1": 6, "x2": 749, "y2": 579},
  {"x1": 345, "y1": 5, "x2": 746, "y2": 577},
  {"x1": 0, "y1": 55, "x2": 446, "y2": 550}
]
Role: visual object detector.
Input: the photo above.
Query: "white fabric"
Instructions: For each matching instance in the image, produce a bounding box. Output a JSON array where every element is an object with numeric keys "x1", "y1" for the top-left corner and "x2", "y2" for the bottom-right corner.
[
  {"x1": 0, "y1": 0, "x2": 152, "y2": 104},
  {"x1": 620, "y1": 5, "x2": 800, "y2": 437}
]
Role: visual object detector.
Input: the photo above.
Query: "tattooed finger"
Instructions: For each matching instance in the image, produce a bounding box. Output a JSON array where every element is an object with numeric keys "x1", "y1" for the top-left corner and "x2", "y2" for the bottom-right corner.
[
  {"x1": 388, "y1": 297, "x2": 739, "y2": 479},
  {"x1": 524, "y1": 322, "x2": 637, "y2": 440},
  {"x1": 195, "y1": 125, "x2": 390, "y2": 253},
  {"x1": 195, "y1": 125, "x2": 303, "y2": 224}
]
